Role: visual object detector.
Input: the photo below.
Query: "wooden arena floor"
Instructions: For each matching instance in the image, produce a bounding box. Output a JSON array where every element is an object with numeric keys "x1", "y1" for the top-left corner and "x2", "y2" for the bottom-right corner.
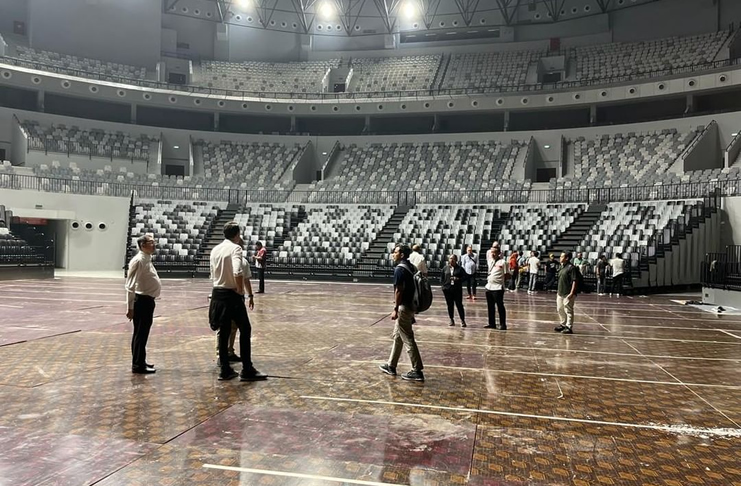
[{"x1": 0, "y1": 277, "x2": 739, "y2": 486}]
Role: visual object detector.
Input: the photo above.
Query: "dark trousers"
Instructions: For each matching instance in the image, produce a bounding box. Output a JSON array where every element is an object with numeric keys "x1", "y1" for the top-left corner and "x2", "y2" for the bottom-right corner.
[
  {"x1": 465, "y1": 273, "x2": 477, "y2": 296},
  {"x1": 443, "y1": 287, "x2": 465, "y2": 322},
  {"x1": 485, "y1": 289, "x2": 506, "y2": 329},
  {"x1": 544, "y1": 272, "x2": 557, "y2": 291},
  {"x1": 257, "y1": 267, "x2": 265, "y2": 293},
  {"x1": 508, "y1": 270, "x2": 518, "y2": 290},
  {"x1": 612, "y1": 274, "x2": 624, "y2": 295},
  {"x1": 131, "y1": 295, "x2": 155, "y2": 369},
  {"x1": 210, "y1": 288, "x2": 253, "y2": 376}
]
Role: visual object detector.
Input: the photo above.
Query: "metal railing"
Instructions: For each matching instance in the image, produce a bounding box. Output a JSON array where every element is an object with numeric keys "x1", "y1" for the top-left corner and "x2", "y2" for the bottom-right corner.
[
  {"x1": 1, "y1": 55, "x2": 739, "y2": 101},
  {"x1": 2, "y1": 172, "x2": 739, "y2": 205},
  {"x1": 27, "y1": 138, "x2": 149, "y2": 163},
  {"x1": 702, "y1": 245, "x2": 741, "y2": 292}
]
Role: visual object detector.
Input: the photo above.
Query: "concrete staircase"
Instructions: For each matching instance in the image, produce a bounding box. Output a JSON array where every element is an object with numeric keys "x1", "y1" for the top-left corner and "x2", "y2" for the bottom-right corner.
[
  {"x1": 354, "y1": 205, "x2": 411, "y2": 279},
  {"x1": 547, "y1": 204, "x2": 606, "y2": 255},
  {"x1": 196, "y1": 203, "x2": 240, "y2": 274}
]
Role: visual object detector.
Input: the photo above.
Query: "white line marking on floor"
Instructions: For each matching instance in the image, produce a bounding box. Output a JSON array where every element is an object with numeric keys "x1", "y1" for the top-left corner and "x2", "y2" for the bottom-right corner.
[
  {"x1": 719, "y1": 330, "x2": 741, "y2": 340},
  {"x1": 300, "y1": 396, "x2": 741, "y2": 438},
  {"x1": 202, "y1": 465, "x2": 403, "y2": 485}
]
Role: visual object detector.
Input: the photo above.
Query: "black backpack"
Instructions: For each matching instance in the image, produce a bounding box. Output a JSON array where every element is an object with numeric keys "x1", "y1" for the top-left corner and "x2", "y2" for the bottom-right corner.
[{"x1": 400, "y1": 262, "x2": 433, "y2": 313}]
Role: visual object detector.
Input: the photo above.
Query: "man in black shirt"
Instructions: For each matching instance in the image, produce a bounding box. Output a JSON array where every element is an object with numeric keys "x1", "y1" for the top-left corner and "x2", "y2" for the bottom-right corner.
[
  {"x1": 379, "y1": 244, "x2": 425, "y2": 382},
  {"x1": 544, "y1": 253, "x2": 560, "y2": 291},
  {"x1": 596, "y1": 255, "x2": 608, "y2": 296}
]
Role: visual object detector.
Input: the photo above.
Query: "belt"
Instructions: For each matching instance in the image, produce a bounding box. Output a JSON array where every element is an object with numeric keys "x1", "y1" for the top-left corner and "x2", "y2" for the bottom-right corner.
[{"x1": 135, "y1": 294, "x2": 155, "y2": 301}]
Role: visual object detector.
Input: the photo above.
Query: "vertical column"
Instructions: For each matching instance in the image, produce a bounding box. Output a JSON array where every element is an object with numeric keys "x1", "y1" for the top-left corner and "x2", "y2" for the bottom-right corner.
[
  {"x1": 590, "y1": 105, "x2": 597, "y2": 126},
  {"x1": 432, "y1": 114, "x2": 440, "y2": 133},
  {"x1": 290, "y1": 116, "x2": 296, "y2": 133},
  {"x1": 363, "y1": 115, "x2": 370, "y2": 134},
  {"x1": 37, "y1": 90, "x2": 45, "y2": 112},
  {"x1": 503, "y1": 111, "x2": 510, "y2": 132},
  {"x1": 214, "y1": 112, "x2": 220, "y2": 131},
  {"x1": 686, "y1": 94, "x2": 695, "y2": 114},
  {"x1": 130, "y1": 103, "x2": 137, "y2": 124}
]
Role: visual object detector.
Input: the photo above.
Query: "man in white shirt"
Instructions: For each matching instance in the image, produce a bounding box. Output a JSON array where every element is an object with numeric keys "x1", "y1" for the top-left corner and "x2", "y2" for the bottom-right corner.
[
  {"x1": 484, "y1": 244, "x2": 509, "y2": 330},
  {"x1": 528, "y1": 251, "x2": 540, "y2": 294},
  {"x1": 214, "y1": 255, "x2": 255, "y2": 366},
  {"x1": 461, "y1": 246, "x2": 479, "y2": 301},
  {"x1": 209, "y1": 222, "x2": 266, "y2": 382},
  {"x1": 609, "y1": 254, "x2": 626, "y2": 297},
  {"x1": 409, "y1": 245, "x2": 428, "y2": 276},
  {"x1": 125, "y1": 234, "x2": 161, "y2": 374}
]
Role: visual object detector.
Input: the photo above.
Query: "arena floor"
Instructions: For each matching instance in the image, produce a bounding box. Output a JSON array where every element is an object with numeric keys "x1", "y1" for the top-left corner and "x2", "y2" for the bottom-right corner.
[{"x1": 0, "y1": 277, "x2": 739, "y2": 486}]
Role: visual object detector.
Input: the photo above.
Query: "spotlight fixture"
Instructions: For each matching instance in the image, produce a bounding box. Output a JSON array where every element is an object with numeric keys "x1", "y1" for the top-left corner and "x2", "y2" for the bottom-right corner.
[
  {"x1": 401, "y1": 0, "x2": 417, "y2": 19},
  {"x1": 318, "y1": 1, "x2": 334, "y2": 19}
]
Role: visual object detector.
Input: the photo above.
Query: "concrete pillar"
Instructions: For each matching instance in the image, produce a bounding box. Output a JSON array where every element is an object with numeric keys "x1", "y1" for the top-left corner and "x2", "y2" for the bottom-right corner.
[
  {"x1": 130, "y1": 104, "x2": 137, "y2": 124},
  {"x1": 37, "y1": 90, "x2": 45, "y2": 112},
  {"x1": 213, "y1": 112, "x2": 220, "y2": 131},
  {"x1": 503, "y1": 111, "x2": 510, "y2": 132},
  {"x1": 590, "y1": 105, "x2": 597, "y2": 126},
  {"x1": 290, "y1": 116, "x2": 296, "y2": 133},
  {"x1": 686, "y1": 94, "x2": 695, "y2": 114}
]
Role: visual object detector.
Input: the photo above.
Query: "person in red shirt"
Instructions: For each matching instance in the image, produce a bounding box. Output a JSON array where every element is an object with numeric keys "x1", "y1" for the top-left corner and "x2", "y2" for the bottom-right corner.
[{"x1": 253, "y1": 241, "x2": 267, "y2": 293}]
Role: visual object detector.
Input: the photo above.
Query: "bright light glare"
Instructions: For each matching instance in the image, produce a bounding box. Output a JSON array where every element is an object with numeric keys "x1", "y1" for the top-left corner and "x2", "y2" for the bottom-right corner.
[
  {"x1": 236, "y1": 0, "x2": 251, "y2": 9},
  {"x1": 318, "y1": 1, "x2": 334, "y2": 19},
  {"x1": 401, "y1": 1, "x2": 417, "y2": 19}
]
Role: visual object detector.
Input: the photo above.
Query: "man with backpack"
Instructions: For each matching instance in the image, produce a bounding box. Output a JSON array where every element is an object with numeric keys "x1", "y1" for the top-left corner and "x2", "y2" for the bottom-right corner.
[
  {"x1": 554, "y1": 251, "x2": 581, "y2": 335},
  {"x1": 379, "y1": 244, "x2": 425, "y2": 382}
]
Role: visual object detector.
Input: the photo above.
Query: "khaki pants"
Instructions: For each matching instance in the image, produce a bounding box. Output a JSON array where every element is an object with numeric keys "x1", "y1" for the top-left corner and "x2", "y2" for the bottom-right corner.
[
  {"x1": 215, "y1": 321, "x2": 238, "y2": 358},
  {"x1": 556, "y1": 294, "x2": 575, "y2": 329},
  {"x1": 388, "y1": 305, "x2": 423, "y2": 371}
]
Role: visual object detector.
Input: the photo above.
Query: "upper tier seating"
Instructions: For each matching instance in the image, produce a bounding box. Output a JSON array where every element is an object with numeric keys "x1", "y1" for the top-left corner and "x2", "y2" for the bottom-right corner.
[
  {"x1": 390, "y1": 205, "x2": 507, "y2": 271},
  {"x1": 574, "y1": 31, "x2": 728, "y2": 82},
  {"x1": 310, "y1": 140, "x2": 529, "y2": 196},
  {"x1": 552, "y1": 128, "x2": 702, "y2": 189},
  {"x1": 499, "y1": 204, "x2": 585, "y2": 255},
  {"x1": 199, "y1": 140, "x2": 303, "y2": 191},
  {"x1": 22, "y1": 121, "x2": 156, "y2": 162},
  {"x1": 576, "y1": 200, "x2": 696, "y2": 267},
  {"x1": 12, "y1": 45, "x2": 147, "y2": 80},
  {"x1": 129, "y1": 200, "x2": 225, "y2": 266},
  {"x1": 349, "y1": 55, "x2": 440, "y2": 93},
  {"x1": 199, "y1": 59, "x2": 338, "y2": 93},
  {"x1": 441, "y1": 50, "x2": 544, "y2": 90},
  {"x1": 276, "y1": 205, "x2": 394, "y2": 266}
]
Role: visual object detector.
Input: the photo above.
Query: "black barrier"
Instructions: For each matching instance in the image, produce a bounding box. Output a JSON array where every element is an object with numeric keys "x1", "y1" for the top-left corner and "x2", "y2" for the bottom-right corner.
[{"x1": 702, "y1": 245, "x2": 741, "y2": 292}]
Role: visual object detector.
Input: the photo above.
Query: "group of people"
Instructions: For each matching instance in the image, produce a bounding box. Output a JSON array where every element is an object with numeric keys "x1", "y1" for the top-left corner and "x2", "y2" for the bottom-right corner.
[{"x1": 124, "y1": 223, "x2": 268, "y2": 380}]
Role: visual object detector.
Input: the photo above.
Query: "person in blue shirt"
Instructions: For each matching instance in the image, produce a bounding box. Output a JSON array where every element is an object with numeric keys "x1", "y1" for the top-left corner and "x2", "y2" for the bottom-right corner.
[{"x1": 379, "y1": 244, "x2": 425, "y2": 382}]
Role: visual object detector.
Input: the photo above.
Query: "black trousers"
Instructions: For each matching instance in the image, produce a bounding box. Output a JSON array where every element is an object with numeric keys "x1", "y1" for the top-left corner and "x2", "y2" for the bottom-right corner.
[
  {"x1": 544, "y1": 273, "x2": 557, "y2": 291},
  {"x1": 257, "y1": 267, "x2": 265, "y2": 293},
  {"x1": 485, "y1": 289, "x2": 506, "y2": 329},
  {"x1": 465, "y1": 273, "x2": 477, "y2": 296},
  {"x1": 210, "y1": 288, "x2": 253, "y2": 376},
  {"x1": 131, "y1": 295, "x2": 155, "y2": 369},
  {"x1": 443, "y1": 287, "x2": 465, "y2": 322},
  {"x1": 612, "y1": 274, "x2": 624, "y2": 295}
]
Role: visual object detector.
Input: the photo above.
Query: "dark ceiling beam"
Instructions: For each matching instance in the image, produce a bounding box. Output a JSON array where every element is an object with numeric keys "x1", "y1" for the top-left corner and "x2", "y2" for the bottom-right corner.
[
  {"x1": 595, "y1": 0, "x2": 612, "y2": 13},
  {"x1": 453, "y1": 0, "x2": 481, "y2": 27},
  {"x1": 419, "y1": 0, "x2": 442, "y2": 30},
  {"x1": 543, "y1": 0, "x2": 566, "y2": 21},
  {"x1": 333, "y1": 0, "x2": 367, "y2": 36},
  {"x1": 290, "y1": 0, "x2": 316, "y2": 33},
  {"x1": 372, "y1": 0, "x2": 402, "y2": 33},
  {"x1": 253, "y1": 0, "x2": 281, "y2": 28},
  {"x1": 495, "y1": 0, "x2": 521, "y2": 26}
]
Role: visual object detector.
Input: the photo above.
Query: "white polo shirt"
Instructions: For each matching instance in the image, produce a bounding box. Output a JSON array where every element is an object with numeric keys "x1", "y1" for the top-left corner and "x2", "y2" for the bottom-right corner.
[{"x1": 210, "y1": 239, "x2": 244, "y2": 290}]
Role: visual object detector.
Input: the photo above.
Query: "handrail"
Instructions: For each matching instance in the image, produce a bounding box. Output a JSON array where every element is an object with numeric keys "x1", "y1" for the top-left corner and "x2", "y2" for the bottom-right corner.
[
  {"x1": 1, "y1": 172, "x2": 738, "y2": 205},
  {"x1": 1, "y1": 55, "x2": 739, "y2": 101}
]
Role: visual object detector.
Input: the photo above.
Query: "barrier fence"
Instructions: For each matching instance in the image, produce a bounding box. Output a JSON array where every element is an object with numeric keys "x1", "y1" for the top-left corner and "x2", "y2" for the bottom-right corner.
[
  {"x1": 1, "y1": 172, "x2": 739, "y2": 205},
  {"x1": 702, "y1": 245, "x2": 741, "y2": 292}
]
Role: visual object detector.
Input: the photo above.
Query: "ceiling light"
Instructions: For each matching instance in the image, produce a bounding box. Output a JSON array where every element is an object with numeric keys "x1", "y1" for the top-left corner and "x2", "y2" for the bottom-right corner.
[
  {"x1": 544, "y1": 145, "x2": 551, "y2": 149},
  {"x1": 401, "y1": 1, "x2": 417, "y2": 20},
  {"x1": 318, "y1": 1, "x2": 334, "y2": 19},
  {"x1": 173, "y1": 145, "x2": 180, "y2": 149},
  {"x1": 235, "y1": 0, "x2": 251, "y2": 9}
]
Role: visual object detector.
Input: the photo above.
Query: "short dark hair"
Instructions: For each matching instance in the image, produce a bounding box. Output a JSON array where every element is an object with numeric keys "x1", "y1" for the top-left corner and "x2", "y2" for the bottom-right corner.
[
  {"x1": 255, "y1": 241, "x2": 263, "y2": 248},
  {"x1": 395, "y1": 244, "x2": 411, "y2": 259},
  {"x1": 137, "y1": 234, "x2": 153, "y2": 250},
  {"x1": 533, "y1": 251, "x2": 539, "y2": 257},
  {"x1": 223, "y1": 222, "x2": 240, "y2": 240},
  {"x1": 600, "y1": 254, "x2": 606, "y2": 260},
  {"x1": 562, "y1": 251, "x2": 572, "y2": 261}
]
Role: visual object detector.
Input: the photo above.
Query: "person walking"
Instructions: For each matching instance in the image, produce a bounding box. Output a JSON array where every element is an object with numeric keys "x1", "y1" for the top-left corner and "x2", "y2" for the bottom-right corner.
[
  {"x1": 125, "y1": 234, "x2": 161, "y2": 374},
  {"x1": 210, "y1": 222, "x2": 266, "y2": 382},
  {"x1": 554, "y1": 252, "x2": 579, "y2": 334},
  {"x1": 379, "y1": 244, "x2": 425, "y2": 382},
  {"x1": 484, "y1": 244, "x2": 508, "y2": 330},
  {"x1": 595, "y1": 255, "x2": 608, "y2": 296},
  {"x1": 461, "y1": 246, "x2": 479, "y2": 301},
  {"x1": 214, "y1": 254, "x2": 256, "y2": 366},
  {"x1": 441, "y1": 254, "x2": 467, "y2": 327}
]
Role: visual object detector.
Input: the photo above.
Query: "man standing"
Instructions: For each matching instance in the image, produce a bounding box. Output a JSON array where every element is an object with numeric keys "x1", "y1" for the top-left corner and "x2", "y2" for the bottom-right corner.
[
  {"x1": 544, "y1": 254, "x2": 560, "y2": 292},
  {"x1": 210, "y1": 222, "x2": 266, "y2": 382},
  {"x1": 507, "y1": 250, "x2": 519, "y2": 292},
  {"x1": 609, "y1": 254, "x2": 625, "y2": 297},
  {"x1": 554, "y1": 252, "x2": 579, "y2": 335},
  {"x1": 379, "y1": 244, "x2": 424, "y2": 382},
  {"x1": 125, "y1": 234, "x2": 161, "y2": 374},
  {"x1": 409, "y1": 244, "x2": 428, "y2": 276},
  {"x1": 461, "y1": 246, "x2": 478, "y2": 301},
  {"x1": 254, "y1": 241, "x2": 267, "y2": 294},
  {"x1": 214, "y1": 254, "x2": 255, "y2": 366},
  {"x1": 528, "y1": 251, "x2": 540, "y2": 294},
  {"x1": 484, "y1": 244, "x2": 508, "y2": 330},
  {"x1": 595, "y1": 255, "x2": 608, "y2": 296},
  {"x1": 441, "y1": 254, "x2": 467, "y2": 327}
]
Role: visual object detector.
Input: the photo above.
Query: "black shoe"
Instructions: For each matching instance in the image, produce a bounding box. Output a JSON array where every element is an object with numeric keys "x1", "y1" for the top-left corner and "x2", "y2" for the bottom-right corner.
[
  {"x1": 240, "y1": 369, "x2": 268, "y2": 381},
  {"x1": 554, "y1": 325, "x2": 567, "y2": 332},
  {"x1": 218, "y1": 369, "x2": 239, "y2": 381},
  {"x1": 483, "y1": 325, "x2": 496, "y2": 329},
  {"x1": 561, "y1": 327, "x2": 573, "y2": 334},
  {"x1": 461, "y1": 322, "x2": 467, "y2": 328},
  {"x1": 449, "y1": 320, "x2": 455, "y2": 327},
  {"x1": 132, "y1": 367, "x2": 156, "y2": 374},
  {"x1": 401, "y1": 370, "x2": 425, "y2": 382},
  {"x1": 145, "y1": 363, "x2": 154, "y2": 369},
  {"x1": 228, "y1": 354, "x2": 241, "y2": 363},
  {"x1": 379, "y1": 364, "x2": 397, "y2": 376},
  {"x1": 256, "y1": 291, "x2": 265, "y2": 294},
  {"x1": 499, "y1": 326, "x2": 507, "y2": 330}
]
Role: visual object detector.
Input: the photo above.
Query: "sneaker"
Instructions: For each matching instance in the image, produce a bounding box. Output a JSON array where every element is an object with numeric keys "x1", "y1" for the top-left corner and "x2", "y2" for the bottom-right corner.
[
  {"x1": 401, "y1": 370, "x2": 425, "y2": 382},
  {"x1": 379, "y1": 364, "x2": 397, "y2": 376},
  {"x1": 561, "y1": 327, "x2": 573, "y2": 334},
  {"x1": 228, "y1": 354, "x2": 241, "y2": 363},
  {"x1": 218, "y1": 369, "x2": 239, "y2": 381},
  {"x1": 554, "y1": 325, "x2": 567, "y2": 332},
  {"x1": 461, "y1": 321, "x2": 467, "y2": 328},
  {"x1": 240, "y1": 369, "x2": 268, "y2": 381},
  {"x1": 449, "y1": 320, "x2": 455, "y2": 327}
]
